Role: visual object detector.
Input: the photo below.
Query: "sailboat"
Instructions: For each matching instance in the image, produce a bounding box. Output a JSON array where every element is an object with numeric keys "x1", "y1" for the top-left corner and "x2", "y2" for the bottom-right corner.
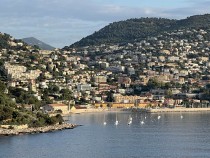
[
  {"x1": 129, "y1": 115, "x2": 132, "y2": 121},
  {"x1": 140, "y1": 114, "x2": 145, "y2": 125},
  {"x1": 115, "y1": 113, "x2": 119, "y2": 125},
  {"x1": 128, "y1": 115, "x2": 132, "y2": 125},
  {"x1": 103, "y1": 114, "x2": 107, "y2": 125}
]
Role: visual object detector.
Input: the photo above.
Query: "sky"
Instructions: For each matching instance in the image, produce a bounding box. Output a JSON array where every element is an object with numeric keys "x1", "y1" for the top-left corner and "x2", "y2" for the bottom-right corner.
[{"x1": 0, "y1": 0, "x2": 209, "y2": 48}]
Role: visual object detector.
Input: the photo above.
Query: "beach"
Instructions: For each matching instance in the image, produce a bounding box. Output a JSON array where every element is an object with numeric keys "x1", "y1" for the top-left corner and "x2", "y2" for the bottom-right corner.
[{"x1": 146, "y1": 107, "x2": 210, "y2": 113}]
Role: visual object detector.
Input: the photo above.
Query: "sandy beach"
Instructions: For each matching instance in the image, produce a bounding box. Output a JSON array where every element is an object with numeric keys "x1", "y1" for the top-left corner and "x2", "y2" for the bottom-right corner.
[
  {"x1": 64, "y1": 107, "x2": 210, "y2": 115},
  {"x1": 65, "y1": 108, "x2": 124, "y2": 115},
  {"x1": 146, "y1": 107, "x2": 210, "y2": 113}
]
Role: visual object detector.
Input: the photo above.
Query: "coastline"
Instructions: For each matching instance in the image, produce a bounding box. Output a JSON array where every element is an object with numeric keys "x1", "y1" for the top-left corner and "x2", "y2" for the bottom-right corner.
[
  {"x1": 63, "y1": 107, "x2": 210, "y2": 115},
  {"x1": 65, "y1": 108, "x2": 124, "y2": 115},
  {"x1": 146, "y1": 107, "x2": 210, "y2": 113},
  {"x1": 0, "y1": 123, "x2": 78, "y2": 136}
]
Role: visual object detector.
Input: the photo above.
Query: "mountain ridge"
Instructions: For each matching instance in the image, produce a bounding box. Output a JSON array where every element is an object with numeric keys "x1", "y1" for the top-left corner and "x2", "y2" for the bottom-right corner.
[{"x1": 67, "y1": 14, "x2": 210, "y2": 48}]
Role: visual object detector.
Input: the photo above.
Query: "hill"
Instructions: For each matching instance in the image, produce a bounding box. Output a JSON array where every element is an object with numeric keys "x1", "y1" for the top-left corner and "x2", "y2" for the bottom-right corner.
[
  {"x1": 0, "y1": 33, "x2": 26, "y2": 50},
  {"x1": 68, "y1": 14, "x2": 210, "y2": 48},
  {"x1": 22, "y1": 37, "x2": 55, "y2": 50}
]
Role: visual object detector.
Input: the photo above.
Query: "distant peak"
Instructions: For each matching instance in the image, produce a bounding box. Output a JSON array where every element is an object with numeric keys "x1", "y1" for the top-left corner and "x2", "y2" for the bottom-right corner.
[{"x1": 22, "y1": 37, "x2": 55, "y2": 50}]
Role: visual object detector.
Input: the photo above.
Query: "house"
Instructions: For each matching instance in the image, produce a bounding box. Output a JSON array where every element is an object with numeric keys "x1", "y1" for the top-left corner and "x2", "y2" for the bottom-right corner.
[
  {"x1": 94, "y1": 75, "x2": 107, "y2": 83},
  {"x1": 43, "y1": 104, "x2": 70, "y2": 114},
  {"x1": 70, "y1": 105, "x2": 88, "y2": 113},
  {"x1": 77, "y1": 84, "x2": 91, "y2": 91}
]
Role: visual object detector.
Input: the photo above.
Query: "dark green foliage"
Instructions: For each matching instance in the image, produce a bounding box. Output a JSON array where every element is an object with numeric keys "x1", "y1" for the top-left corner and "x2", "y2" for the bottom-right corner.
[
  {"x1": 55, "y1": 114, "x2": 64, "y2": 124},
  {"x1": 8, "y1": 87, "x2": 39, "y2": 105},
  {"x1": 147, "y1": 78, "x2": 163, "y2": 89},
  {"x1": 59, "y1": 89, "x2": 72, "y2": 100},
  {"x1": 0, "y1": 33, "x2": 11, "y2": 49},
  {"x1": 29, "y1": 113, "x2": 64, "y2": 127},
  {"x1": 0, "y1": 105, "x2": 13, "y2": 121},
  {"x1": 0, "y1": 85, "x2": 65, "y2": 127},
  {"x1": 47, "y1": 84, "x2": 59, "y2": 93},
  {"x1": 67, "y1": 14, "x2": 210, "y2": 48}
]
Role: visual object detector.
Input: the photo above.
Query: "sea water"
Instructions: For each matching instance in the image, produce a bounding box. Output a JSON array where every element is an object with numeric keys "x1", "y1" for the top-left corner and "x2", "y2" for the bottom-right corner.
[{"x1": 1, "y1": 112, "x2": 210, "y2": 158}]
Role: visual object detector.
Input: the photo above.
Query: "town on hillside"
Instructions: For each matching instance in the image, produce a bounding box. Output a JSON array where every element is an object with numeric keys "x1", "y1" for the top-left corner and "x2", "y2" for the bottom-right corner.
[{"x1": 1, "y1": 27, "x2": 210, "y2": 115}]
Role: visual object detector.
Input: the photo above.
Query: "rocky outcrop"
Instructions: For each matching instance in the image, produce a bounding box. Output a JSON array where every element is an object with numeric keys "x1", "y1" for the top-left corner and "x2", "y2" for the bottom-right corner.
[{"x1": 0, "y1": 123, "x2": 78, "y2": 136}]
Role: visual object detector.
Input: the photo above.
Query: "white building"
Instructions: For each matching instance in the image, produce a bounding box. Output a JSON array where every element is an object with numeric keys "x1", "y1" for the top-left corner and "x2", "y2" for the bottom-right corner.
[{"x1": 77, "y1": 84, "x2": 91, "y2": 91}]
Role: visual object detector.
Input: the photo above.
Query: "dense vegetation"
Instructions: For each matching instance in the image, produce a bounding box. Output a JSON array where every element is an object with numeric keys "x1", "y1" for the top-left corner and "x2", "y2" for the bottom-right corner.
[
  {"x1": 0, "y1": 81, "x2": 64, "y2": 127},
  {"x1": 68, "y1": 14, "x2": 210, "y2": 48},
  {"x1": 0, "y1": 33, "x2": 11, "y2": 49}
]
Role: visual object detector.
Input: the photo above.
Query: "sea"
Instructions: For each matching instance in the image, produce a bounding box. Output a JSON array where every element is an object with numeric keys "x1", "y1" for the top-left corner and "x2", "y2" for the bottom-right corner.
[{"x1": 1, "y1": 111, "x2": 210, "y2": 158}]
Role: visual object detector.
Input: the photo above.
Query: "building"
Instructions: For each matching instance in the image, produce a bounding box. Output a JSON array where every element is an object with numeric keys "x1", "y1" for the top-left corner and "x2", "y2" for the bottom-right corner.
[
  {"x1": 77, "y1": 84, "x2": 91, "y2": 91},
  {"x1": 114, "y1": 95, "x2": 141, "y2": 103},
  {"x1": 43, "y1": 104, "x2": 70, "y2": 114},
  {"x1": 94, "y1": 75, "x2": 107, "y2": 83}
]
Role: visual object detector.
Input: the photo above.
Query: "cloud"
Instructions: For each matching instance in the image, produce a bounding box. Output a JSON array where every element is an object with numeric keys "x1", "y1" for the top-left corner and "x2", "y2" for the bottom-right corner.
[{"x1": 0, "y1": 0, "x2": 209, "y2": 47}]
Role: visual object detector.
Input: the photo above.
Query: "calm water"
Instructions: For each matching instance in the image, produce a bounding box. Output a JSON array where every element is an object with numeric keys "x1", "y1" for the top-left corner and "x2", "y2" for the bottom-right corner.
[{"x1": 1, "y1": 112, "x2": 210, "y2": 158}]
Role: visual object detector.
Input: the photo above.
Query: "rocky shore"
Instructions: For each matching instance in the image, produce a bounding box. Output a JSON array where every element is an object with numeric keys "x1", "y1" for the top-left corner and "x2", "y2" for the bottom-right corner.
[{"x1": 0, "y1": 123, "x2": 78, "y2": 136}]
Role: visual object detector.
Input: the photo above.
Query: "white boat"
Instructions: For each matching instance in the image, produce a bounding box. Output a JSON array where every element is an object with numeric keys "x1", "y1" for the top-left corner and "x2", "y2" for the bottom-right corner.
[
  {"x1": 127, "y1": 115, "x2": 132, "y2": 125},
  {"x1": 129, "y1": 115, "x2": 133, "y2": 121},
  {"x1": 158, "y1": 115, "x2": 161, "y2": 120},
  {"x1": 128, "y1": 120, "x2": 132, "y2": 125},
  {"x1": 140, "y1": 121, "x2": 145, "y2": 125},
  {"x1": 115, "y1": 113, "x2": 119, "y2": 125},
  {"x1": 103, "y1": 114, "x2": 107, "y2": 125}
]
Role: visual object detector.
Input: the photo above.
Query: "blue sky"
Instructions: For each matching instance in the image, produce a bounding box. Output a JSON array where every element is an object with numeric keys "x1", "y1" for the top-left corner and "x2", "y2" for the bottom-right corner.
[{"x1": 0, "y1": 0, "x2": 209, "y2": 48}]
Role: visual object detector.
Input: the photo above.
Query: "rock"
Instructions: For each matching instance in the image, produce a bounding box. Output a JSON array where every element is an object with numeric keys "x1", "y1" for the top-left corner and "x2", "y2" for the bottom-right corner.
[{"x1": 0, "y1": 123, "x2": 78, "y2": 136}]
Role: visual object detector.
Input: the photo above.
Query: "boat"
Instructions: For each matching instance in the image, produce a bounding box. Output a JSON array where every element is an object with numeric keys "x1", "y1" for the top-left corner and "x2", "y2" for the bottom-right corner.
[
  {"x1": 128, "y1": 120, "x2": 132, "y2": 125},
  {"x1": 128, "y1": 115, "x2": 132, "y2": 125},
  {"x1": 103, "y1": 114, "x2": 107, "y2": 125},
  {"x1": 129, "y1": 115, "x2": 132, "y2": 121},
  {"x1": 115, "y1": 113, "x2": 119, "y2": 125},
  {"x1": 140, "y1": 121, "x2": 145, "y2": 125}
]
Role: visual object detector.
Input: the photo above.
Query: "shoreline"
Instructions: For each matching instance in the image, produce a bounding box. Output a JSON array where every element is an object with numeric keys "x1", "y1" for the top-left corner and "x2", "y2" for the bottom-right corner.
[
  {"x1": 64, "y1": 108, "x2": 124, "y2": 115},
  {"x1": 145, "y1": 107, "x2": 210, "y2": 113},
  {"x1": 0, "y1": 123, "x2": 78, "y2": 136},
  {"x1": 65, "y1": 107, "x2": 210, "y2": 115}
]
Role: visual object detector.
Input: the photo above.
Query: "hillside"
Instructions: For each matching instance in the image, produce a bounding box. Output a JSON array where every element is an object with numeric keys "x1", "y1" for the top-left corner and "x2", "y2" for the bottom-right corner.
[
  {"x1": 0, "y1": 33, "x2": 63, "y2": 127},
  {"x1": 0, "y1": 33, "x2": 27, "y2": 50},
  {"x1": 22, "y1": 37, "x2": 55, "y2": 50},
  {"x1": 69, "y1": 14, "x2": 210, "y2": 48}
]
